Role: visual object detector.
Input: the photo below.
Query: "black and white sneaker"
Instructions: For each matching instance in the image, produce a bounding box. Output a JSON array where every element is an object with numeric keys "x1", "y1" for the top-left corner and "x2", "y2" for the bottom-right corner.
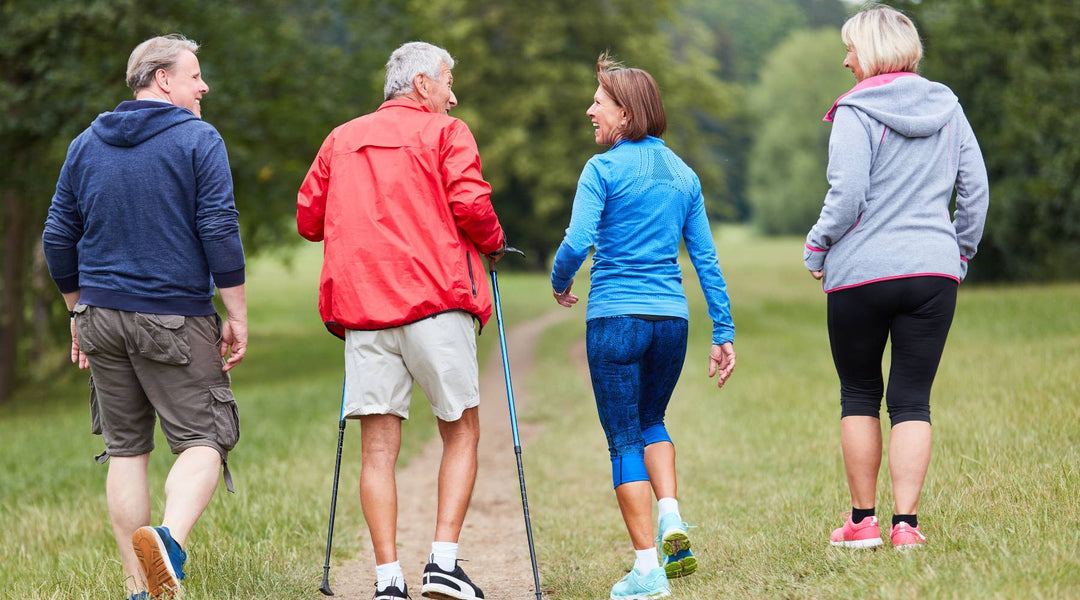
[
  {"x1": 373, "y1": 580, "x2": 410, "y2": 599},
  {"x1": 420, "y1": 560, "x2": 484, "y2": 600}
]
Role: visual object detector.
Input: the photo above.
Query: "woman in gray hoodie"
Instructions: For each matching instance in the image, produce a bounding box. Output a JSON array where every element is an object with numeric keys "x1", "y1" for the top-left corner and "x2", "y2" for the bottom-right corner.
[{"x1": 804, "y1": 4, "x2": 989, "y2": 550}]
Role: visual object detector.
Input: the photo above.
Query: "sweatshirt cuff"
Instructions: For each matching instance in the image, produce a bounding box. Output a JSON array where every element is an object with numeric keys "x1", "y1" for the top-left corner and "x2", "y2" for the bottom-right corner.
[
  {"x1": 804, "y1": 245, "x2": 826, "y2": 271},
  {"x1": 54, "y1": 274, "x2": 80, "y2": 294},
  {"x1": 212, "y1": 267, "x2": 245, "y2": 288}
]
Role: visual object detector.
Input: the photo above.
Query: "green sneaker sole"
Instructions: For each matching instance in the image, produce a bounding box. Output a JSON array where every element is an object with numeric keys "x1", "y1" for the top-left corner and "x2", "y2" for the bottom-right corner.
[
  {"x1": 661, "y1": 530, "x2": 690, "y2": 556},
  {"x1": 664, "y1": 555, "x2": 697, "y2": 579}
]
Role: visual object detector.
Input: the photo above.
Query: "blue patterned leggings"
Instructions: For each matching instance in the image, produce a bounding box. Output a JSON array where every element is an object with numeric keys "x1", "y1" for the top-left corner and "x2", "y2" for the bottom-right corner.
[{"x1": 586, "y1": 316, "x2": 688, "y2": 487}]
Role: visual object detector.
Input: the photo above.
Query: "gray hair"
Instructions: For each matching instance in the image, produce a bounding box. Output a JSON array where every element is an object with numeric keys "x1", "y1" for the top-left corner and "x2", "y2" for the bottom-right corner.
[
  {"x1": 384, "y1": 41, "x2": 454, "y2": 100},
  {"x1": 126, "y1": 34, "x2": 200, "y2": 93}
]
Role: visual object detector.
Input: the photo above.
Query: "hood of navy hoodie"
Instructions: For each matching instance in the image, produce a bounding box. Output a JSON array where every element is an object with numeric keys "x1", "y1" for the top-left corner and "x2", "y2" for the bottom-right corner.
[
  {"x1": 834, "y1": 74, "x2": 959, "y2": 138},
  {"x1": 90, "y1": 100, "x2": 199, "y2": 147}
]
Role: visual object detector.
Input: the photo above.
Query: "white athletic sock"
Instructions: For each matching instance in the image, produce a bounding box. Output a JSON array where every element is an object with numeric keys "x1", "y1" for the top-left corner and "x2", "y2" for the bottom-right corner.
[
  {"x1": 431, "y1": 541, "x2": 458, "y2": 571},
  {"x1": 375, "y1": 561, "x2": 403, "y2": 591},
  {"x1": 634, "y1": 547, "x2": 660, "y2": 575},
  {"x1": 657, "y1": 497, "x2": 680, "y2": 520}
]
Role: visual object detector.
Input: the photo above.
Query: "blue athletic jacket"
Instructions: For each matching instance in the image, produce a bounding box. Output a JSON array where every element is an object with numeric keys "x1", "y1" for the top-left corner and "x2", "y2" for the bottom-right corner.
[{"x1": 551, "y1": 136, "x2": 734, "y2": 345}]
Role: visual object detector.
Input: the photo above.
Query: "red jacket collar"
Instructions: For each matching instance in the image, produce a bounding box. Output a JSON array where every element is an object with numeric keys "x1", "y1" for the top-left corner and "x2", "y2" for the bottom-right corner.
[{"x1": 378, "y1": 97, "x2": 432, "y2": 113}]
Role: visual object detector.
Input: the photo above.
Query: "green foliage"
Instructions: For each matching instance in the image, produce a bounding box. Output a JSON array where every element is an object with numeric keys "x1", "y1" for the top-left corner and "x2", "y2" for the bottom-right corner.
[
  {"x1": 401, "y1": 0, "x2": 737, "y2": 267},
  {"x1": 746, "y1": 28, "x2": 851, "y2": 235},
  {"x1": 893, "y1": 0, "x2": 1080, "y2": 282}
]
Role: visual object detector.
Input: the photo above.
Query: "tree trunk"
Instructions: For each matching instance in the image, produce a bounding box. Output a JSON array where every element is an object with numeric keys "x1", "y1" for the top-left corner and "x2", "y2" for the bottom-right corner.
[{"x1": 0, "y1": 187, "x2": 29, "y2": 403}]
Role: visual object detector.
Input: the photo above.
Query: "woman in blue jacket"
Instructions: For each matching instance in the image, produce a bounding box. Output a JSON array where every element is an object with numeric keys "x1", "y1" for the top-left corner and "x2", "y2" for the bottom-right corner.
[
  {"x1": 805, "y1": 5, "x2": 989, "y2": 551},
  {"x1": 550, "y1": 53, "x2": 736, "y2": 600}
]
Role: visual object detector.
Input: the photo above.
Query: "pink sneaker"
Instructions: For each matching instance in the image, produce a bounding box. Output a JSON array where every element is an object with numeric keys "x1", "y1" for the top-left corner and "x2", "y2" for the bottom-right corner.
[
  {"x1": 890, "y1": 522, "x2": 926, "y2": 550},
  {"x1": 829, "y1": 512, "x2": 883, "y2": 549}
]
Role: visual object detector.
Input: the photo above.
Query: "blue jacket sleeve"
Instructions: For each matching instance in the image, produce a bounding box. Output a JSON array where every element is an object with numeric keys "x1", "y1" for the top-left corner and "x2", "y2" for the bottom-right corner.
[
  {"x1": 682, "y1": 183, "x2": 734, "y2": 345},
  {"x1": 551, "y1": 159, "x2": 606, "y2": 293},
  {"x1": 194, "y1": 134, "x2": 245, "y2": 288},
  {"x1": 42, "y1": 151, "x2": 83, "y2": 293}
]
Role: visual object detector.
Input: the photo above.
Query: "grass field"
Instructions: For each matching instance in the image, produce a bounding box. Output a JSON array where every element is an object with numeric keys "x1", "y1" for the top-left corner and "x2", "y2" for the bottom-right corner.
[{"x1": 1, "y1": 227, "x2": 1078, "y2": 599}]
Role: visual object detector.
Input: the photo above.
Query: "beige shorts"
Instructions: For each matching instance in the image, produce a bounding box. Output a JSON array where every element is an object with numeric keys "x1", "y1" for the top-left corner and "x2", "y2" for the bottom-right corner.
[{"x1": 344, "y1": 311, "x2": 479, "y2": 421}]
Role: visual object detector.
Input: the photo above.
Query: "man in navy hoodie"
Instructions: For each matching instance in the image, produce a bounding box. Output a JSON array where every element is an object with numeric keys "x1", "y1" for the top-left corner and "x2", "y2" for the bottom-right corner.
[{"x1": 43, "y1": 34, "x2": 246, "y2": 600}]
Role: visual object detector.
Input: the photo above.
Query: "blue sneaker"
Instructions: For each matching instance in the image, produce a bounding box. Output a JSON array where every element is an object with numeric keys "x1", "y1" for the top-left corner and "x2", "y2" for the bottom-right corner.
[
  {"x1": 127, "y1": 593, "x2": 149, "y2": 600},
  {"x1": 132, "y1": 526, "x2": 187, "y2": 598},
  {"x1": 657, "y1": 513, "x2": 696, "y2": 579},
  {"x1": 610, "y1": 567, "x2": 671, "y2": 599}
]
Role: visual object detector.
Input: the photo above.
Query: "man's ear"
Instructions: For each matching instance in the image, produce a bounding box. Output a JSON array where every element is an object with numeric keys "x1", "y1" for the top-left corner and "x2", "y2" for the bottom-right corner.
[
  {"x1": 155, "y1": 68, "x2": 170, "y2": 92},
  {"x1": 413, "y1": 73, "x2": 428, "y2": 99}
]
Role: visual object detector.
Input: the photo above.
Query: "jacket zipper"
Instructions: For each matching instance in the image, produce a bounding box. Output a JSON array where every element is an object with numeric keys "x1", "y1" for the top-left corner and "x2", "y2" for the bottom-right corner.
[{"x1": 467, "y1": 251, "x2": 477, "y2": 297}]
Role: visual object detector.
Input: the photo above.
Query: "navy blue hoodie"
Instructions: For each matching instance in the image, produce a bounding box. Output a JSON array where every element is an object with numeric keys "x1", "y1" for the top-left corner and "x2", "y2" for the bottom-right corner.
[{"x1": 43, "y1": 100, "x2": 244, "y2": 315}]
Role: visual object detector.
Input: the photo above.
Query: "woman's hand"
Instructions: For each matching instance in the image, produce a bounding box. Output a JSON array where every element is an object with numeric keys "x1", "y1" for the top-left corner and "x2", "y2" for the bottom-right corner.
[
  {"x1": 553, "y1": 279, "x2": 579, "y2": 308},
  {"x1": 810, "y1": 270, "x2": 824, "y2": 280},
  {"x1": 708, "y1": 342, "x2": 736, "y2": 389}
]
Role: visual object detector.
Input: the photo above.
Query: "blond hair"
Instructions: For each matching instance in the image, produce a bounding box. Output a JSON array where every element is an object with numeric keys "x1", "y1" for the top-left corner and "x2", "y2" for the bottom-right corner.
[
  {"x1": 841, "y1": 4, "x2": 922, "y2": 77},
  {"x1": 126, "y1": 34, "x2": 200, "y2": 93}
]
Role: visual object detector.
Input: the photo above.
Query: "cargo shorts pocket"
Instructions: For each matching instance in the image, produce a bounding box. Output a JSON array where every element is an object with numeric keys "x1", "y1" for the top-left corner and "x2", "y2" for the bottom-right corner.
[
  {"x1": 73, "y1": 304, "x2": 98, "y2": 354},
  {"x1": 209, "y1": 386, "x2": 240, "y2": 451},
  {"x1": 88, "y1": 377, "x2": 103, "y2": 435},
  {"x1": 134, "y1": 313, "x2": 190, "y2": 365}
]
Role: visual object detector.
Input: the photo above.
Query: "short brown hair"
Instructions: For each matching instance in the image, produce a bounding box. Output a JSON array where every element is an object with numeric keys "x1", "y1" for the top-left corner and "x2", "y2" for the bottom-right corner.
[{"x1": 596, "y1": 52, "x2": 666, "y2": 142}]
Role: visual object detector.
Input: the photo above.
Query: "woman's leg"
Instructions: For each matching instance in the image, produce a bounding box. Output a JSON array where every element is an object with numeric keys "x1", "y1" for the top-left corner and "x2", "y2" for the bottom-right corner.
[
  {"x1": 640, "y1": 318, "x2": 688, "y2": 502},
  {"x1": 885, "y1": 277, "x2": 956, "y2": 517},
  {"x1": 828, "y1": 286, "x2": 891, "y2": 512},
  {"x1": 587, "y1": 318, "x2": 654, "y2": 551}
]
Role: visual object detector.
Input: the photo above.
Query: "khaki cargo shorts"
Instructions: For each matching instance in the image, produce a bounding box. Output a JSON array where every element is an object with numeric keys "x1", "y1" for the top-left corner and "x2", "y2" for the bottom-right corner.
[
  {"x1": 74, "y1": 305, "x2": 239, "y2": 464},
  {"x1": 344, "y1": 311, "x2": 479, "y2": 421}
]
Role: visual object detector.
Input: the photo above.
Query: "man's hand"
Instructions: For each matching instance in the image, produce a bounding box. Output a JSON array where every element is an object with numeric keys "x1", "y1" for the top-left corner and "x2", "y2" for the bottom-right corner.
[
  {"x1": 708, "y1": 342, "x2": 736, "y2": 389},
  {"x1": 70, "y1": 316, "x2": 89, "y2": 370},
  {"x1": 217, "y1": 284, "x2": 248, "y2": 372},
  {"x1": 553, "y1": 280, "x2": 578, "y2": 308},
  {"x1": 220, "y1": 316, "x2": 247, "y2": 372}
]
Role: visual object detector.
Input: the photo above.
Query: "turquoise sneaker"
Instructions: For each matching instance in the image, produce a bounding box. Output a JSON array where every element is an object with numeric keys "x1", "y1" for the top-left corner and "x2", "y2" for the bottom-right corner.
[
  {"x1": 657, "y1": 513, "x2": 696, "y2": 579},
  {"x1": 132, "y1": 526, "x2": 187, "y2": 598},
  {"x1": 610, "y1": 567, "x2": 671, "y2": 599}
]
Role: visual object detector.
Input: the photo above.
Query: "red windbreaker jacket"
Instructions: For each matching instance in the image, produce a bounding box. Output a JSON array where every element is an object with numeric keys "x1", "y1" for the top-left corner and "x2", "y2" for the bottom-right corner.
[{"x1": 297, "y1": 99, "x2": 505, "y2": 338}]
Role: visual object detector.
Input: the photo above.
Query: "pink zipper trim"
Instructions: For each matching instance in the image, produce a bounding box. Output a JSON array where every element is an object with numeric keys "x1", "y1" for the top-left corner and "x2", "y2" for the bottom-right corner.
[
  {"x1": 824, "y1": 273, "x2": 959, "y2": 293},
  {"x1": 960, "y1": 256, "x2": 969, "y2": 263},
  {"x1": 806, "y1": 244, "x2": 826, "y2": 252},
  {"x1": 824, "y1": 72, "x2": 919, "y2": 122}
]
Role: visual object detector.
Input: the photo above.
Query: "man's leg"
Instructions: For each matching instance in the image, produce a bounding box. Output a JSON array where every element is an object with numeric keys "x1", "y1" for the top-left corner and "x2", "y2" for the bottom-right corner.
[
  {"x1": 107, "y1": 454, "x2": 151, "y2": 594},
  {"x1": 434, "y1": 407, "x2": 479, "y2": 543},
  {"x1": 161, "y1": 446, "x2": 222, "y2": 547},
  {"x1": 360, "y1": 414, "x2": 403, "y2": 564}
]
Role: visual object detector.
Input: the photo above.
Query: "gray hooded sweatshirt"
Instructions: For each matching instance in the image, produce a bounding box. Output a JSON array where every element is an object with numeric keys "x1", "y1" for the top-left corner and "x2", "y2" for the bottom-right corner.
[{"x1": 804, "y1": 73, "x2": 989, "y2": 292}]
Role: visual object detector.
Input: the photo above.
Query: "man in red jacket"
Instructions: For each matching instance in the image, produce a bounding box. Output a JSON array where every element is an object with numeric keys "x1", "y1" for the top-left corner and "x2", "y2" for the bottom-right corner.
[{"x1": 297, "y1": 41, "x2": 505, "y2": 600}]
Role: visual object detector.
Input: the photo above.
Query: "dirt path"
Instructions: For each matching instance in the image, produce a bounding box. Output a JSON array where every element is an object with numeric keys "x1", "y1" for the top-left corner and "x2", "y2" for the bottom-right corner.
[{"x1": 328, "y1": 309, "x2": 571, "y2": 599}]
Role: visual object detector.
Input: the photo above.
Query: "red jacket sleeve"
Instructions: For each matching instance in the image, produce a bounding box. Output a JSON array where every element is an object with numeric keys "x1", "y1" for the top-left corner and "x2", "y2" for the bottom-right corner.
[
  {"x1": 441, "y1": 120, "x2": 504, "y2": 254},
  {"x1": 297, "y1": 132, "x2": 335, "y2": 241}
]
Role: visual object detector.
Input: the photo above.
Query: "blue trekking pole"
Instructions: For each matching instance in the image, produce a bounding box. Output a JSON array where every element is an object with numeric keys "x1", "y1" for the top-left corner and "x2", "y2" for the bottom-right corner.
[
  {"x1": 489, "y1": 247, "x2": 543, "y2": 600},
  {"x1": 319, "y1": 378, "x2": 348, "y2": 596}
]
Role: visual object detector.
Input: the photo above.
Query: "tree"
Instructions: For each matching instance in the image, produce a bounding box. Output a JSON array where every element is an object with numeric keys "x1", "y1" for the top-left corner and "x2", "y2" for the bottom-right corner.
[
  {"x1": 0, "y1": 0, "x2": 396, "y2": 402},
  {"x1": 893, "y1": 0, "x2": 1080, "y2": 281},
  {"x1": 402, "y1": 0, "x2": 737, "y2": 267},
  {"x1": 746, "y1": 27, "x2": 851, "y2": 235}
]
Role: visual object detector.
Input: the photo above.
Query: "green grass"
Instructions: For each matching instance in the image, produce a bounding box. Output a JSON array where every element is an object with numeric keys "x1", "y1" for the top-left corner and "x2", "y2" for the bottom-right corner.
[
  {"x1": 525, "y1": 226, "x2": 1080, "y2": 599},
  {"x1": 2, "y1": 228, "x2": 1078, "y2": 598},
  {"x1": 0, "y1": 243, "x2": 548, "y2": 599}
]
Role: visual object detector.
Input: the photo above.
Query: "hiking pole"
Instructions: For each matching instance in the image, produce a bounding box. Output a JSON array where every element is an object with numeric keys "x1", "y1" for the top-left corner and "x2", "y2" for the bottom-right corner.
[
  {"x1": 319, "y1": 378, "x2": 348, "y2": 596},
  {"x1": 489, "y1": 247, "x2": 543, "y2": 600}
]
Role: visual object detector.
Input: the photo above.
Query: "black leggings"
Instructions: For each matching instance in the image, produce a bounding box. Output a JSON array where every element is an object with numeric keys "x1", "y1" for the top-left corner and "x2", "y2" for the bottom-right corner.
[{"x1": 827, "y1": 276, "x2": 958, "y2": 425}]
